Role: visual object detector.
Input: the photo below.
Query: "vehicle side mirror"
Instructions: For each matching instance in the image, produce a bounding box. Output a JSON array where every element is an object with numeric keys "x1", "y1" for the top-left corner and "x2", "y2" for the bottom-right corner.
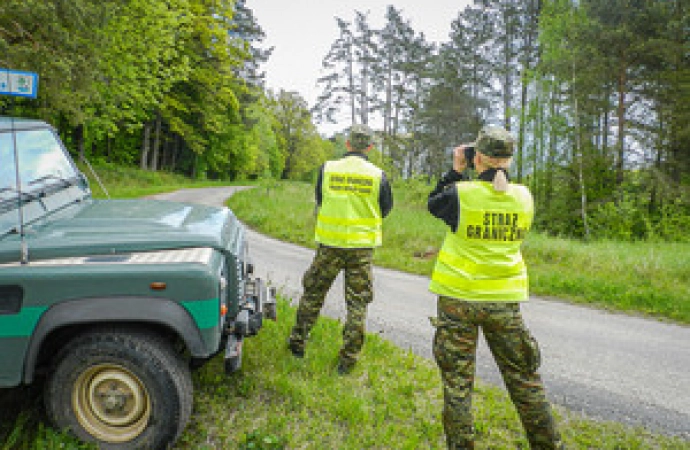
[{"x1": 77, "y1": 172, "x2": 90, "y2": 189}]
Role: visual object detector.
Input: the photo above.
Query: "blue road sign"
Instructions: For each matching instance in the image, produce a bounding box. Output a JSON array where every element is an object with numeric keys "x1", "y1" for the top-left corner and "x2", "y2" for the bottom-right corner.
[{"x1": 0, "y1": 69, "x2": 39, "y2": 99}]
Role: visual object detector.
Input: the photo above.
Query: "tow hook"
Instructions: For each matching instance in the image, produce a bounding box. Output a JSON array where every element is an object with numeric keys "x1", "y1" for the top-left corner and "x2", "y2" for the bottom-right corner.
[{"x1": 224, "y1": 280, "x2": 277, "y2": 373}]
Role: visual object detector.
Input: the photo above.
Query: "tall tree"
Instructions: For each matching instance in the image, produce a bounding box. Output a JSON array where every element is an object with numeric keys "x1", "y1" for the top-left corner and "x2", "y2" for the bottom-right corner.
[
  {"x1": 515, "y1": 0, "x2": 542, "y2": 182},
  {"x1": 159, "y1": 0, "x2": 246, "y2": 176},
  {"x1": 230, "y1": 0, "x2": 272, "y2": 90},
  {"x1": 268, "y1": 90, "x2": 326, "y2": 180},
  {"x1": 445, "y1": 6, "x2": 495, "y2": 125},
  {"x1": 0, "y1": 0, "x2": 105, "y2": 139},
  {"x1": 372, "y1": 6, "x2": 435, "y2": 175},
  {"x1": 93, "y1": 0, "x2": 192, "y2": 169},
  {"x1": 314, "y1": 17, "x2": 356, "y2": 126},
  {"x1": 353, "y1": 11, "x2": 377, "y2": 126}
]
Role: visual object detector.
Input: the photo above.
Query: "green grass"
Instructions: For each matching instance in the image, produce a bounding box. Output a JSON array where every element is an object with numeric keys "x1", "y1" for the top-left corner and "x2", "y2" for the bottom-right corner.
[
  {"x1": 228, "y1": 180, "x2": 690, "y2": 324},
  {"x1": 79, "y1": 162, "x2": 242, "y2": 199},
  {"x1": 3, "y1": 300, "x2": 687, "y2": 449},
  {"x1": 524, "y1": 235, "x2": 690, "y2": 322}
]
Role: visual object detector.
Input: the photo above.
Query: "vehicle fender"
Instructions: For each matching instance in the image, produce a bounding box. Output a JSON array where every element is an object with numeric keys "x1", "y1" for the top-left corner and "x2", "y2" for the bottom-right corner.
[{"x1": 23, "y1": 296, "x2": 208, "y2": 384}]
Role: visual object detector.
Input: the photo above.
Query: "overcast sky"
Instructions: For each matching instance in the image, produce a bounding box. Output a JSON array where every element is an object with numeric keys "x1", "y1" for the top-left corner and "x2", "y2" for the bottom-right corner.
[{"x1": 249, "y1": 0, "x2": 473, "y2": 134}]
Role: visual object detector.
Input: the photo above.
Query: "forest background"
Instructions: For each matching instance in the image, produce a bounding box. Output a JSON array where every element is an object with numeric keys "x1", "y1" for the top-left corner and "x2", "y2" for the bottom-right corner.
[{"x1": 1, "y1": 0, "x2": 688, "y2": 242}]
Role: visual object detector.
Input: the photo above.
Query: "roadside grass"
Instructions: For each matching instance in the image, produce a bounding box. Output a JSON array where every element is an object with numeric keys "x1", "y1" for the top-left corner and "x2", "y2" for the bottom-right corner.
[
  {"x1": 176, "y1": 300, "x2": 689, "y2": 449},
  {"x1": 524, "y1": 234, "x2": 690, "y2": 322},
  {"x1": 79, "y1": 162, "x2": 240, "y2": 199},
  {"x1": 1, "y1": 303, "x2": 688, "y2": 448},
  {"x1": 227, "y1": 181, "x2": 690, "y2": 324}
]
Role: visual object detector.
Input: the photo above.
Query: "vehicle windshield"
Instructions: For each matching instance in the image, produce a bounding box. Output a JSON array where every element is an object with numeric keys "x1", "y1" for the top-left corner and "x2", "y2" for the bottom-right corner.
[{"x1": 0, "y1": 127, "x2": 79, "y2": 195}]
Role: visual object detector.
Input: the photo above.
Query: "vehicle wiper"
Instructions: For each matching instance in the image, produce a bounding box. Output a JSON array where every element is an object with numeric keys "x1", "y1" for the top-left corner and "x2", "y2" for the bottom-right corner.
[
  {"x1": 25, "y1": 174, "x2": 80, "y2": 199},
  {"x1": 0, "y1": 187, "x2": 41, "y2": 214},
  {"x1": 28, "y1": 174, "x2": 75, "y2": 188},
  {"x1": 0, "y1": 186, "x2": 40, "y2": 201}
]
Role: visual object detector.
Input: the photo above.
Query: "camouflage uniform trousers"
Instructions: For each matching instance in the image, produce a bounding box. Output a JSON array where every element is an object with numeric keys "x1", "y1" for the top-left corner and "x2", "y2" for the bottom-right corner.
[
  {"x1": 289, "y1": 245, "x2": 374, "y2": 367},
  {"x1": 432, "y1": 296, "x2": 563, "y2": 450}
]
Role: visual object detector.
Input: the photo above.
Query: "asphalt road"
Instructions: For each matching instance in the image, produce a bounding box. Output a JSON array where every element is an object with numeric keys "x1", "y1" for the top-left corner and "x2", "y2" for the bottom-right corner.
[{"x1": 151, "y1": 187, "x2": 690, "y2": 438}]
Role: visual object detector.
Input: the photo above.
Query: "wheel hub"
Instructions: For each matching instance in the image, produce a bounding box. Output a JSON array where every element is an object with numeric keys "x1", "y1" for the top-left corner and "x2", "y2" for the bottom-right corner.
[
  {"x1": 101, "y1": 386, "x2": 127, "y2": 412},
  {"x1": 73, "y1": 364, "x2": 151, "y2": 443}
]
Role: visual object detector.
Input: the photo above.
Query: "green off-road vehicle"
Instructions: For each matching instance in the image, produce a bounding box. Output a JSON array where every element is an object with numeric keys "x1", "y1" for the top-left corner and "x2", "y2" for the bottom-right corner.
[{"x1": 0, "y1": 117, "x2": 275, "y2": 449}]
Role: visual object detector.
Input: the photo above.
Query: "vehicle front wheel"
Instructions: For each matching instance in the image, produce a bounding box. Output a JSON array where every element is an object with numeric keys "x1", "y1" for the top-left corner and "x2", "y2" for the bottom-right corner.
[{"x1": 44, "y1": 327, "x2": 193, "y2": 449}]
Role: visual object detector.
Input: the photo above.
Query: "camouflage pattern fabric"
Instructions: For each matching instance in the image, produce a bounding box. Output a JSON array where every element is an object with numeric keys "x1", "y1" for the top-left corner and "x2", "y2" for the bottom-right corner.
[
  {"x1": 432, "y1": 296, "x2": 563, "y2": 450},
  {"x1": 471, "y1": 125, "x2": 515, "y2": 158},
  {"x1": 289, "y1": 245, "x2": 374, "y2": 367},
  {"x1": 349, "y1": 123, "x2": 374, "y2": 151}
]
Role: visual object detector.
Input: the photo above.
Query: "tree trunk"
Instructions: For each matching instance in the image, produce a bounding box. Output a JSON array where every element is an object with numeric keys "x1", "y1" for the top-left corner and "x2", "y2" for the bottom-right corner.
[
  {"x1": 348, "y1": 37, "x2": 356, "y2": 125},
  {"x1": 602, "y1": 92, "x2": 610, "y2": 157},
  {"x1": 170, "y1": 135, "x2": 180, "y2": 171},
  {"x1": 531, "y1": 76, "x2": 544, "y2": 207},
  {"x1": 384, "y1": 62, "x2": 392, "y2": 159},
  {"x1": 140, "y1": 122, "x2": 151, "y2": 170},
  {"x1": 73, "y1": 124, "x2": 85, "y2": 162},
  {"x1": 517, "y1": 74, "x2": 528, "y2": 183},
  {"x1": 151, "y1": 112, "x2": 162, "y2": 171},
  {"x1": 502, "y1": 4, "x2": 513, "y2": 131},
  {"x1": 360, "y1": 38, "x2": 369, "y2": 126},
  {"x1": 615, "y1": 62, "x2": 627, "y2": 186},
  {"x1": 191, "y1": 153, "x2": 199, "y2": 179},
  {"x1": 573, "y1": 62, "x2": 590, "y2": 240},
  {"x1": 545, "y1": 79, "x2": 557, "y2": 208}
]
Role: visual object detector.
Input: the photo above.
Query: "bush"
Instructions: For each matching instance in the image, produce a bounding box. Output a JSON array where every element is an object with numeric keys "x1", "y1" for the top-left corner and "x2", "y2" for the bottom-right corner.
[
  {"x1": 652, "y1": 201, "x2": 690, "y2": 242},
  {"x1": 588, "y1": 196, "x2": 650, "y2": 241}
]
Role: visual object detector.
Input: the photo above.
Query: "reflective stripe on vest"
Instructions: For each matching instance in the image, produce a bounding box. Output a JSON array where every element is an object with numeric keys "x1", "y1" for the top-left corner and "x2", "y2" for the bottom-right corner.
[
  {"x1": 315, "y1": 156, "x2": 383, "y2": 248},
  {"x1": 429, "y1": 181, "x2": 534, "y2": 302}
]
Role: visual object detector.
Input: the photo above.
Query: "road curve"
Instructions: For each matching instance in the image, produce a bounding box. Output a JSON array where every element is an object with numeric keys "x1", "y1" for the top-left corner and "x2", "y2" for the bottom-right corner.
[{"x1": 149, "y1": 187, "x2": 690, "y2": 438}]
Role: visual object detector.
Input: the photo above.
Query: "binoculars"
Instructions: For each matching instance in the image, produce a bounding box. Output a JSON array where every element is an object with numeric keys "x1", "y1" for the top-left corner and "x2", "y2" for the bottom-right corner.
[{"x1": 446, "y1": 146, "x2": 475, "y2": 170}]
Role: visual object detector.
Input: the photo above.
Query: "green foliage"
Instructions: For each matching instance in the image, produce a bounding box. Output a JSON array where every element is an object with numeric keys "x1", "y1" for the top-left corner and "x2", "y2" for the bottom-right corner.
[
  {"x1": 312, "y1": 1, "x2": 690, "y2": 240},
  {"x1": 239, "y1": 430, "x2": 287, "y2": 450},
  {"x1": 2, "y1": 0, "x2": 689, "y2": 236},
  {"x1": 534, "y1": 0, "x2": 690, "y2": 240},
  {"x1": 0, "y1": 391, "x2": 96, "y2": 450},
  {"x1": 92, "y1": 0, "x2": 192, "y2": 137},
  {"x1": 652, "y1": 201, "x2": 690, "y2": 242},
  {"x1": 246, "y1": 101, "x2": 283, "y2": 178},
  {"x1": 0, "y1": 0, "x2": 279, "y2": 181},
  {"x1": 0, "y1": 0, "x2": 103, "y2": 125},
  {"x1": 588, "y1": 194, "x2": 653, "y2": 241},
  {"x1": 265, "y1": 90, "x2": 327, "y2": 180}
]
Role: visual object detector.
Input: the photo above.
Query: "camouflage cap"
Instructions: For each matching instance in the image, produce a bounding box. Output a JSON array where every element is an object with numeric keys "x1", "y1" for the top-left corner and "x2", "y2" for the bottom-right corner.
[
  {"x1": 472, "y1": 125, "x2": 515, "y2": 158},
  {"x1": 348, "y1": 124, "x2": 374, "y2": 151}
]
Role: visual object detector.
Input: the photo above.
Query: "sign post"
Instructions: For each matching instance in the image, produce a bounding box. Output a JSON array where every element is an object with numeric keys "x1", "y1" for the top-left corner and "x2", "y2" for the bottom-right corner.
[
  {"x1": 0, "y1": 68, "x2": 39, "y2": 99},
  {"x1": 1, "y1": 68, "x2": 39, "y2": 264}
]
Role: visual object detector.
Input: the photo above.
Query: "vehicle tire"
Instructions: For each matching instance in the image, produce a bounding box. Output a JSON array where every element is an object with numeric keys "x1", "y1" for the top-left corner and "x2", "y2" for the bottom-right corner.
[{"x1": 44, "y1": 327, "x2": 193, "y2": 450}]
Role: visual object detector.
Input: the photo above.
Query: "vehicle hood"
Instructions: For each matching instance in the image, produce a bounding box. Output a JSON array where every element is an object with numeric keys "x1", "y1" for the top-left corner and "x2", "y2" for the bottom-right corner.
[{"x1": 0, "y1": 198, "x2": 243, "y2": 263}]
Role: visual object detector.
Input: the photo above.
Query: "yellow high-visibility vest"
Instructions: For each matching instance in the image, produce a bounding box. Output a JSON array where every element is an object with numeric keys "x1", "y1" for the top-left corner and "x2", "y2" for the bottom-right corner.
[
  {"x1": 429, "y1": 181, "x2": 534, "y2": 302},
  {"x1": 315, "y1": 155, "x2": 383, "y2": 248}
]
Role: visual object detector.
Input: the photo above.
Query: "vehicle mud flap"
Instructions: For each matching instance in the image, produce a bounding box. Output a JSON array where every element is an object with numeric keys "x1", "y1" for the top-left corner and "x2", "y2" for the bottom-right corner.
[{"x1": 224, "y1": 334, "x2": 243, "y2": 374}]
